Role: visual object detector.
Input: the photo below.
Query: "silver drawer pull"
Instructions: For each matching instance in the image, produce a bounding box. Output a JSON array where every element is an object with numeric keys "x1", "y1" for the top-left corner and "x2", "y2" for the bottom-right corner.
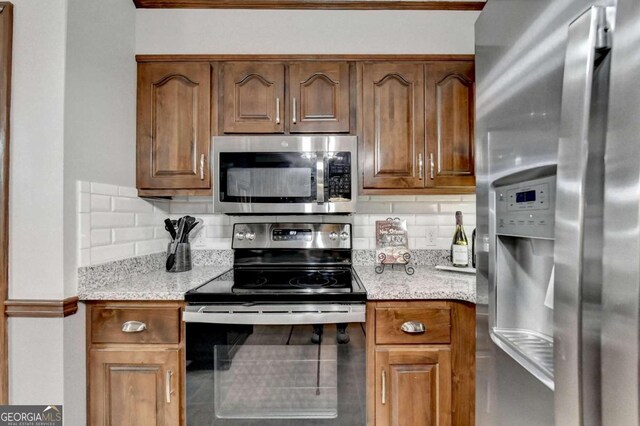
[
  {"x1": 401, "y1": 321, "x2": 426, "y2": 334},
  {"x1": 121, "y1": 320, "x2": 147, "y2": 333}
]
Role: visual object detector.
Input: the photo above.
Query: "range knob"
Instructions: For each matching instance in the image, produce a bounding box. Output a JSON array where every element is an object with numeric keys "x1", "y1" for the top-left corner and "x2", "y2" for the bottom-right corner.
[
  {"x1": 340, "y1": 231, "x2": 349, "y2": 241},
  {"x1": 246, "y1": 232, "x2": 256, "y2": 241},
  {"x1": 235, "y1": 231, "x2": 245, "y2": 240},
  {"x1": 329, "y1": 232, "x2": 338, "y2": 241}
]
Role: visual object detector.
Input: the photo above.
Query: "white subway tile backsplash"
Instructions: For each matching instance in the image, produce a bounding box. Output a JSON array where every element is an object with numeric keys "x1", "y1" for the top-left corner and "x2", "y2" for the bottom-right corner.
[
  {"x1": 392, "y1": 202, "x2": 438, "y2": 214},
  {"x1": 90, "y1": 182, "x2": 119, "y2": 196},
  {"x1": 79, "y1": 248, "x2": 91, "y2": 267},
  {"x1": 354, "y1": 226, "x2": 373, "y2": 238},
  {"x1": 78, "y1": 192, "x2": 90, "y2": 213},
  {"x1": 118, "y1": 186, "x2": 138, "y2": 198},
  {"x1": 171, "y1": 202, "x2": 209, "y2": 214},
  {"x1": 368, "y1": 214, "x2": 395, "y2": 225},
  {"x1": 205, "y1": 238, "x2": 233, "y2": 249},
  {"x1": 112, "y1": 227, "x2": 154, "y2": 243},
  {"x1": 439, "y1": 203, "x2": 476, "y2": 214},
  {"x1": 353, "y1": 215, "x2": 369, "y2": 226},
  {"x1": 369, "y1": 195, "x2": 416, "y2": 202},
  {"x1": 415, "y1": 194, "x2": 463, "y2": 202},
  {"x1": 78, "y1": 181, "x2": 91, "y2": 193},
  {"x1": 91, "y1": 212, "x2": 135, "y2": 229},
  {"x1": 135, "y1": 239, "x2": 168, "y2": 256},
  {"x1": 154, "y1": 226, "x2": 167, "y2": 239},
  {"x1": 90, "y1": 229, "x2": 111, "y2": 247},
  {"x1": 78, "y1": 180, "x2": 171, "y2": 266},
  {"x1": 229, "y1": 216, "x2": 276, "y2": 224},
  {"x1": 135, "y1": 213, "x2": 160, "y2": 227},
  {"x1": 75, "y1": 183, "x2": 476, "y2": 255},
  {"x1": 203, "y1": 215, "x2": 230, "y2": 226},
  {"x1": 415, "y1": 215, "x2": 439, "y2": 225},
  {"x1": 205, "y1": 225, "x2": 231, "y2": 238},
  {"x1": 79, "y1": 213, "x2": 90, "y2": 249},
  {"x1": 352, "y1": 238, "x2": 370, "y2": 249},
  {"x1": 407, "y1": 225, "x2": 427, "y2": 236},
  {"x1": 90, "y1": 243, "x2": 135, "y2": 264},
  {"x1": 439, "y1": 226, "x2": 455, "y2": 238},
  {"x1": 112, "y1": 197, "x2": 154, "y2": 213},
  {"x1": 91, "y1": 194, "x2": 111, "y2": 212},
  {"x1": 437, "y1": 237, "x2": 452, "y2": 249},
  {"x1": 153, "y1": 202, "x2": 171, "y2": 214}
]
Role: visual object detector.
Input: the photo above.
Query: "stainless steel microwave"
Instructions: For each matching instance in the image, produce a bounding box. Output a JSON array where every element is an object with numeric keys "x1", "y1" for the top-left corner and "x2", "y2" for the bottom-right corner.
[{"x1": 213, "y1": 136, "x2": 357, "y2": 214}]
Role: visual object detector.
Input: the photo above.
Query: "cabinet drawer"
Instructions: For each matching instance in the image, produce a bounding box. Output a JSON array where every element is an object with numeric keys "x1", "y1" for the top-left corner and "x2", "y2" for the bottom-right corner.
[
  {"x1": 91, "y1": 306, "x2": 181, "y2": 344},
  {"x1": 375, "y1": 307, "x2": 451, "y2": 345}
]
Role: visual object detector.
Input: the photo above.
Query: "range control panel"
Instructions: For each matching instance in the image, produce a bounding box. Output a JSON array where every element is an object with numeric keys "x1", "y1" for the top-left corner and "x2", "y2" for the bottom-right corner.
[
  {"x1": 232, "y1": 223, "x2": 351, "y2": 249},
  {"x1": 272, "y1": 229, "x2": 313, "y2": 242},
  {"x1": 495, "y1": 175, "x2": 556, "y2": 239}
]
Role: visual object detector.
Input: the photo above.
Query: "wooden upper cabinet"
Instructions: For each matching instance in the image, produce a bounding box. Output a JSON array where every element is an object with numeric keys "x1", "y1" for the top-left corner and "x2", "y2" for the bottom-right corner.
[
  {"x1": 375, "y1": 347, "x2": 452, "y2": 426},
  {"x1": 222, "y1": 62, "x2": 285, "y2": 133},
  {"x1": 425, "y1": 61, "x2": 475, "y2": 188},
  {"x1": 362, "y1": 63, "x2": 426, "y2": 189},
  {"x1": 137, "y1": 62, "x2": 212, "y2": 192},
  {"x1": 89, "y1": 349, "x2": 181, "y2": 426},
  {"x1": 289, "y1": 62, "x2": 350, "y2": 133}
]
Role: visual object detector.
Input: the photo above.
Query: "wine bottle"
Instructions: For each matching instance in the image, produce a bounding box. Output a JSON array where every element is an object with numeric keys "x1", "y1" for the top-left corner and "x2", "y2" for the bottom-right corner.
[{"x1": 451, "y1": 211, "x2": 469, "y2": 267}]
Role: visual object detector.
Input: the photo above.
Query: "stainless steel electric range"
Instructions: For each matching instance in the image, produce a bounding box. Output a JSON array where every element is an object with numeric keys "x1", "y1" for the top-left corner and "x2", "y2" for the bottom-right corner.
[{"x1": 184, "y1": 222, "x2": 367, "y2": 425}]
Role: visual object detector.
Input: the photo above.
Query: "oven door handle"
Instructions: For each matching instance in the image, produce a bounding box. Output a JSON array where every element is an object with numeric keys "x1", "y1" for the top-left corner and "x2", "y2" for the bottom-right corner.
[
  {"x1": 183, "y1": 304, "x2": 365, "y2": 325},
  {"x1": 316, "y1": 155, "x2": 325, "y2": 204}
]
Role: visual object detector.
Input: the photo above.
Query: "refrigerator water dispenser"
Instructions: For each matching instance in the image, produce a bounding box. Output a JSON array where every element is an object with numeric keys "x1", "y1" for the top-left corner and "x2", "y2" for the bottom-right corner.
[{"x1": 492, "y1": 175, "x2": 556, "y2": 390}]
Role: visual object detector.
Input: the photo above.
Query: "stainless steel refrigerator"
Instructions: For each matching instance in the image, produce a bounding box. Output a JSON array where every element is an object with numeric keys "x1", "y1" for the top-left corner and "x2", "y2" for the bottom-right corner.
[{"x1": 476, "y1": 0, "x2": 639, "y2": 424}]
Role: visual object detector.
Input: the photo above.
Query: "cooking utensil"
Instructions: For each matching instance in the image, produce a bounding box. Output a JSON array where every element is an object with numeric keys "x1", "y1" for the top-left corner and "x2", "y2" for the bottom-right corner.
[
  {"x1": 164, "y1": 218, "x2": 177, "y2": 240},
  {"x1": 181, "y1": 216, "x2": 196, "y2": 243},
  {"x1": 166, "y1": 218, "x2": 185, "y2": 270}
]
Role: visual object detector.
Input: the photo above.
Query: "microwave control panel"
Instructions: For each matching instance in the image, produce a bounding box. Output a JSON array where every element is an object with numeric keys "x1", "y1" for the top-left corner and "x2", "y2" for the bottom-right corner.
[
  {"x1": 495, "y1": 175, "x2": 556, "y2": 239},
  {"x1": 326, "y1": 152, "x2": 352, "y2": 202}
]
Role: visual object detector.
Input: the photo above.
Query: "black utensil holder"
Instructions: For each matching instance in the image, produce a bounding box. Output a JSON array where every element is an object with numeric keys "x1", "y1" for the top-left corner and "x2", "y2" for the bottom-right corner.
[{"x1": 167, "y1": 242, "x2": 192, "y2": 273}]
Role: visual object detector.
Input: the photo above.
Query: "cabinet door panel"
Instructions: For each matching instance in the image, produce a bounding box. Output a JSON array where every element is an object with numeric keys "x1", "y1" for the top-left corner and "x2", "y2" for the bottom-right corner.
[
  {"x1": 363, "y1": 63, "x2": 425, "y2": 189},
  {"x1": 137, "y1": 62, "x2": 211, "y2": 190},
  {"x1": 289, "y1": 62, "x2": 350, "y2": 133},
  {"x1": 222, "y1": 62, "x2": 285, "y2": 133},
  {"x1": 426, "y1": 62, "x2": 475, "y2": 188},
  {"x1": 375, "y1": 347, "x2": 451, "y2": 426},
  {"x1": 89, "y1": 349, "x2": 180, "y2": 426}
]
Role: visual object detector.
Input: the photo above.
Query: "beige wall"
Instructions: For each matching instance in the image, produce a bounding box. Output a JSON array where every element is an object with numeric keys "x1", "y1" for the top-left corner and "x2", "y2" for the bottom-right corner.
[
  {"x1": 8, "y1": 0, "x2": 137, "y2": 423},
  {"x1": 135, "y1": 9, "x2": 479, "y2": 54}
]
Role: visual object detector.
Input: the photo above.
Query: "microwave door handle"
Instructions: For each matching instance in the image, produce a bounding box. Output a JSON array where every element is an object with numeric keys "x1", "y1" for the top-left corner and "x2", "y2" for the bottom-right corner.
[
  {"x1": 316, "y1": 155, "x2": 325, "y2": 203},
  {"x1": 554, "y1": 6, "x2": 612, "y2": 425}
]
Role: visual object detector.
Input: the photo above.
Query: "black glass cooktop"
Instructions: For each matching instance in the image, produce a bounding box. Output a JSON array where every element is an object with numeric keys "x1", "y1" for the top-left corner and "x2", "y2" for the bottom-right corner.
[{"x1": 185, "y1": 267, "x2": 367, "y2": 303}]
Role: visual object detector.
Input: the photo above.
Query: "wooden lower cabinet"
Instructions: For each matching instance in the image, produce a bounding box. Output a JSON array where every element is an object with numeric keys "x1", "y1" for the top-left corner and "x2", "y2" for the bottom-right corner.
[
  {"x1": 376, "y1": 347, "x2": 451, "y2": 426},
  {"x1": 367, "y1": 301, "x2": 475, "y2": 426},
  {"x1": 87, "y1": 301, "x2": 185, "y2": 426},
  {"x1": 89, "y1": 349, "x2": 181, "y2": 426}
]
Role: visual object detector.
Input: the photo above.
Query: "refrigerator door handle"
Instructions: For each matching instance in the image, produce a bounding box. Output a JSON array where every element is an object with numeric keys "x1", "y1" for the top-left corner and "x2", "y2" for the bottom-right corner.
[{"x1": 554, "y1": 6, "x2": 613, "y2": 426}]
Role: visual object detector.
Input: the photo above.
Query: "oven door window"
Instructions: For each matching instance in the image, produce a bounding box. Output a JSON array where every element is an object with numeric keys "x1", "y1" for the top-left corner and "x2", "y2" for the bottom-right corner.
[
  {"x1": 186, "y1": 323, "x2": 365, "y2": 425},
  {"x1": 220, "y1": 152, "x2": 317, "y2": 203}
]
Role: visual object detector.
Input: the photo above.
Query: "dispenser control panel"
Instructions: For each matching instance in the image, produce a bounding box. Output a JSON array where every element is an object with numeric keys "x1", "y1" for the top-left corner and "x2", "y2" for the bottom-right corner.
[{"x1": 495, "y1": 175, "x2": 555, "y2": 239}]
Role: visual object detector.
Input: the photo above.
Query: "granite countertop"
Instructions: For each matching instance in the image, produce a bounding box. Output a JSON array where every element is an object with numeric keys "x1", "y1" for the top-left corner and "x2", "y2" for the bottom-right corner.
[
  {"x1": 78, "y1": 265, "x2": 231, "y2": 301},
  {"x1": 354, "y1": 265, "x2": 476, "y2": 303},
  {"x1": 78, "y1": 250, "x2": 476, "y2": 303}
]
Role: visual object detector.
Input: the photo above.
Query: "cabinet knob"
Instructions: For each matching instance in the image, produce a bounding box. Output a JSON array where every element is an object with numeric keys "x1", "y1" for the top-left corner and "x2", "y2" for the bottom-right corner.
[
  {"x1": 121, "y1": 320, "x2": 147, "y2": 333},
  {"x1": 401, "y1": 321, "x2": 426, "y2": 334}
]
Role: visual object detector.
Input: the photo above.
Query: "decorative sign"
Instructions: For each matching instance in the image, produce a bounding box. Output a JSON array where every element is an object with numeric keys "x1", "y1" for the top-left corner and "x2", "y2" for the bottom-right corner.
[{"x1": 375, "y1": 218, "x2": 410, "y2": 264}]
